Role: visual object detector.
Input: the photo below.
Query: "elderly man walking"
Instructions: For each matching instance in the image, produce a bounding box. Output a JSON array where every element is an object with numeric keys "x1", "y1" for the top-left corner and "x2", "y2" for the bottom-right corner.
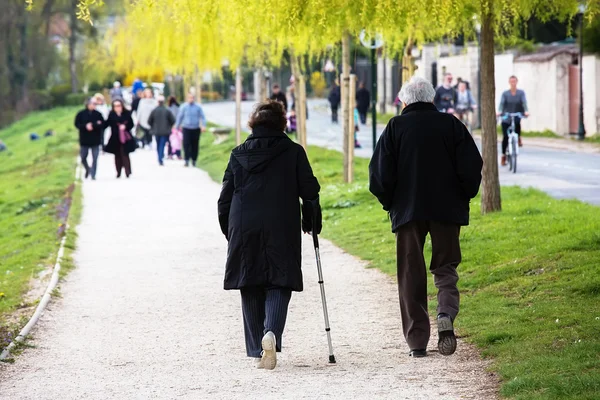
[
  {"x1": 369, "y1": 76, "x2": 483, "y2": 358},
  {"x1": 176, "y1": 93, "x2": 207, "y2": 167},
  {"x1": 148, "y1": 95, "x2": 175, "y2": 166}
]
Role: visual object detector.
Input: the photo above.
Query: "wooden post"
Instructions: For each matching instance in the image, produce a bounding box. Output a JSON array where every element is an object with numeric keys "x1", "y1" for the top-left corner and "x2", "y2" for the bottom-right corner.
[
  {"x1": 235, "y1": 67, "x2": 242, "y2": 145},
  {"x1": 347, "y1": 74, "x2": 356, "y2": 183},
  {"x1": 341, "y1": 32, "x2": 351, "y2": 183},
  {"x1": 297, "y1": 73, "x2": 307, "y2": 149},
  {"x1": 195, "y1": 65, "x2": 202, "y2": 103}
]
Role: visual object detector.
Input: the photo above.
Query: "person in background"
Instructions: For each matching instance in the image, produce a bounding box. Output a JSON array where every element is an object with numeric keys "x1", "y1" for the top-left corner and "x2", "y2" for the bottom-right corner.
[
  {"x1": 433, "y1": 73, "x2": 456, "y2": 113},
  {"x1": 369, "y1": 76, "x2": 482, "y2": 358},
  {"x1": 356, "y1": 81, "x2": 370, "y2": 125},
  {"x1": 0, "y1": 139, "x2": 7, "y2": 152},
  {"x1": 217, "y1": 100, "x2": 321, "y2": 370},
  {"x1": 286, "y1": 108, "x2": 297, "y2": 137},
  {"x1": 110, "y1": 81, "x2": 124, "y2": 101},
  {"x1": 131, "y1": 89, "x2": 144, "y2": 113},
  {"x1": 454, "y1": 81, "x2": 477, "y2": 130},
  {"x1": 497, "y1": 75, "x2": 529, "y2": 166},
  {"x1": 269, "y1": 84, "x2": 288, "y2": 111},
  {"x1": 74, "y1": 98, "x2": 105, "y2": 180},
  {"x1": 148, "y1": 95, "x2": 176, "y2": 166},
  {"x1": 94, "y1": 93, "x2": 111, "y2": 145},
  {"x1": 328, "y1": 80, "x2": 341, "y2": 123},
  {"x1": 354, "y1": 108, "x2": 362, "y2": 148},
  {"x1": 132, "y1": 79, "x2": 144, "y2": 99},
  {"x1": 175, "y1": 93, "x2": 206, "y2": 167},
  {"x1": 136, "y1": 88, "x2": 158, "y2": 149},
  {"x1": 104, "y1": 99, "x2": 136, "y2": 178},
  {"x1": 167, "y1": 96, "x2": 180, "y2": 158}
]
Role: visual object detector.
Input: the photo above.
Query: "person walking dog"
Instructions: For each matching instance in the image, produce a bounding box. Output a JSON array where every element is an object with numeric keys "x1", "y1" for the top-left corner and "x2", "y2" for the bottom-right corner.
[
  {"x1": 148, "y1": 95, "x2": 175, "y2": 166},
  {"x1": 74, "y1": 98, "x2": 105, "y2": 180},
  {"x1": 369, "y1": 76, "x2": 483, "y2": 358},
  {"x1": 217, "y1": 100, "x2": 321, "y2": 370},
  {"x1": 176, "y1": 93, "x2": 206, "y2": 167}
]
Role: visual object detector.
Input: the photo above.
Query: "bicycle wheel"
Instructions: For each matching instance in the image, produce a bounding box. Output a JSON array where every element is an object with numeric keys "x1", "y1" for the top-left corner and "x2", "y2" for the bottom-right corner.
[{"x1": 510, "y1": 139, "x2": 518, "y2": 173}]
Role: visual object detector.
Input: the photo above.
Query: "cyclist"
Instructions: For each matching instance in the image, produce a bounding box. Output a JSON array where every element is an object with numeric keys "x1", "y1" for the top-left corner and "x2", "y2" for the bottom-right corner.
[
  {"x1": 497, "y1": 75, "x2": 529, "y2": 166},
  {"x1": 434, "y1": 73, "x2": 456, "y2": 114},
  {"x1": 454, "y1": 81, "x2": 476, "y2": 129}
]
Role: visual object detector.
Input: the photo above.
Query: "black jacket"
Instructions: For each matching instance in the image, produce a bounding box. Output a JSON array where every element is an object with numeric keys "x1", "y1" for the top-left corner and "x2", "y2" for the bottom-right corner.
[
  {"x1": 434, "y1": 86, "x2": 457, "y2": 111},
  {"x1": 217, "y1": 126, "x2": 321, "y2": 292},
  {"x1": 148, "y1": 105, "x2": 175, "y2": 136},
  {"x1": 269, "y1": 92, "x2": 288, "y2": 111},
  {"x1": 356, "y1": 87, "x2": 370, "y2": 113},
  {"x1": 74, "y1": 109, "x2": 105, "y2": 146},
  {"x1": 103, "y1": 110, "x2": 136, "y2": 154},
  {"x1": 369, "y1": 102, "x2": 483, "y2": 231},
  {"x1": 328, "y1": 85, "x2": 341, "y2": 108}
]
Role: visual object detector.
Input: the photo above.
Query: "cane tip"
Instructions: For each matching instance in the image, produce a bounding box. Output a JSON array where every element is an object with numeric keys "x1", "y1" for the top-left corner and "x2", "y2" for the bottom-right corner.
[{"x1": 329, "y1": 355, "x2": 336, "y2": 364}]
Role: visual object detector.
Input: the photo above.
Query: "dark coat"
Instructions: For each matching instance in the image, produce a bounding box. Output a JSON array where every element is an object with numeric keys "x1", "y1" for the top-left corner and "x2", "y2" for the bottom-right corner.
[
  {"x1": 148, "y1": 105, "x2": 176, "y2": 136},
  {"x1": 74, "y1": 109, "x2": 105, "y2": 146},
  {"x1": 356, "y1": 87, "x2": 370, "y2": 113},
  {"x1": 103, "y1": 110, "x2": 137, "y2": 154},
  {"x1": 269, "y1": 92, "x2": 288, "y2": 111},
  {"x1": 369, "y1": 102, "x2": 483, "y2": 232},
  {"x1": 328, "y1": 85, "x2": 341, "y2": 108},
  {"x1": 217, "y1": 126, "x2": 320, "y2": 292}
]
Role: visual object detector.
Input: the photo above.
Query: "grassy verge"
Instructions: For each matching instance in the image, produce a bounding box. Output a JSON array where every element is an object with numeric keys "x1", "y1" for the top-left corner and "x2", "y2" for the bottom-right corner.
[
  {"x1": 198, "y1": 130, "x2": 600, "y2": 400},
  {"x1": 0, "y1": 107, "x2": 80, "y2": 353}
]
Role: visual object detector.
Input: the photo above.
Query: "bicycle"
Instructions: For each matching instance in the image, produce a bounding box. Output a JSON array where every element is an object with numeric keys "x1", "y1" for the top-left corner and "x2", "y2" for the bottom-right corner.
[
  {"x1": 501, "y1": 112, "x2": 525, "y2": 173},
  {"x1": 455, "y1": 107, "x2": 473, "y2": 133}
]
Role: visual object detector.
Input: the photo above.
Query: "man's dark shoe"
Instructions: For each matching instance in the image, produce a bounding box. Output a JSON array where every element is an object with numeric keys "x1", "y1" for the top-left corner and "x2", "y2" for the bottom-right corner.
[
  {"x1": 84, "y1": 168, "x2": 90, "y2": 179},
  {"x1": 409, "y1": 349, "x2": 427, "y2": 358},
  {"x1": 437, "y1": 313, "x2": 457, "y2": 356}
]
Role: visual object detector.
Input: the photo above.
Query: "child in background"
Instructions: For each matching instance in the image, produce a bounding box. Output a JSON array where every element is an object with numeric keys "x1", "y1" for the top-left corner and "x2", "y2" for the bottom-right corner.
[
  {"x1": 354, "y1": 108, "x2": 362, "y2": 149},
  {"x1": 287, "y1": 108, "x2": 297, "y2": 137},
  {"x1": 169, "y1": 128, "x2": 183, "y2": 160}
]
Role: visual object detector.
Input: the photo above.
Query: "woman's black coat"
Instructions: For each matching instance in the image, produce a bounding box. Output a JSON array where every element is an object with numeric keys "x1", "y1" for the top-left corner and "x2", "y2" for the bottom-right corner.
[
  {"x1": 103, "y1": 110, "x2": 136, "y2": 154},
  {"x1": 217, "y1": 126, "x2": 320, "y2": 292}
]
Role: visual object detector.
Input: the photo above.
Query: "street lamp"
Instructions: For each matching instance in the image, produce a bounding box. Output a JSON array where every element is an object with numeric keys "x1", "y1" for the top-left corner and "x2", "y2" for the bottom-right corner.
[
  {"x1": 475, "y1": 26, "x2": 482, "y2": 130},
  {"x1": 359, "y1": 30, "x2": 384, "y2": 151},
  {"x1": 577, "y1": 3, "x2": 587, "y2": 140}
]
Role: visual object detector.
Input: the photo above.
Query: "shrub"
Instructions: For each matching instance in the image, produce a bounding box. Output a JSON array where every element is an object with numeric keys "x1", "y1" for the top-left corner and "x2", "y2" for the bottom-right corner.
[
  {"x1": 201, "y1": 91, "x2": 223, "y2": 102},
  {"x1": 49, "y1": 84, "x2": 73, "y2": 106},
  {"x1": 31, "y1": 90, "x2": 53, "y2": 110},
  {"x1": 66, "y1": 93, "x2": 88, "y2": 107}
]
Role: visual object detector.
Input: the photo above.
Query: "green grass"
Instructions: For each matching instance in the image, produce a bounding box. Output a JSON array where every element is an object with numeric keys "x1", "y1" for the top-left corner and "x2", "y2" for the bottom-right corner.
[
  {"x1": 0, "y1": 107, "x2": 80, "y2": 351},
  {"x1": 198, "y1": 131, "x2": 600, "y2": 400}
]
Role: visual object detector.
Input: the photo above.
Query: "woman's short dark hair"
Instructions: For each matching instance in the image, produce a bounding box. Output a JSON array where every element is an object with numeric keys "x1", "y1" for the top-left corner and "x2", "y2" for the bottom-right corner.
[
  {"x1": 248, "y1": 100, "x2": 287, "y2": 132},
  {"x1": 168, "y1": 96, "x2": 179, "y2": 107}
]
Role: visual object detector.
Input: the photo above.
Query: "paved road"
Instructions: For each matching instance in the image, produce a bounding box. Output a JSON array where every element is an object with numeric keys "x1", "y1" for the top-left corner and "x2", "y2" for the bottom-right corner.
[
  {"x1": 203, "y1": 100, "x2": 600, "y2": 205},
  {"x1": 0, "y1": 150, "x2": 495, "y2": 399}
]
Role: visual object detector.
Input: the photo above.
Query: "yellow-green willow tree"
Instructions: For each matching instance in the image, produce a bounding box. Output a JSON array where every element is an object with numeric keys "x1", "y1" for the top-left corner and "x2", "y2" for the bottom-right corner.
[{"x1": 45, "y1": 0, "x2": 598, "y2": 212}]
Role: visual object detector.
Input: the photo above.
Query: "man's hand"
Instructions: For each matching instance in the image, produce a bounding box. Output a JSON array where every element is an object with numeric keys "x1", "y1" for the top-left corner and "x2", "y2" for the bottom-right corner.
[
  {"x1": 447, "y1": 108, "x2": 455, "y2": 114},
  {"x1": 201, "y1": 126, "x2": 206, "y2": 133},
  {"x1": 524, "y1": 112, "x2": 530, "y2": 117},
  {"x1": 96, "y1": 120, "x2": 103, "y2": 125},
  {"x1": 86, "y1": 122, "x2": 93, "y2": 131},
  {"x1": 496, "y1": 112, "x2": 502, "y2": 117}
]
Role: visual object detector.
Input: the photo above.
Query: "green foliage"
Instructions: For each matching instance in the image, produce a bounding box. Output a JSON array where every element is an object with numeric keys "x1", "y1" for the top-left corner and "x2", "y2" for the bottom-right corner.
[
  {"x1": 66, "y1": 93, "x2": 88, "y2": 107},
  {"x1": 0, "y1": 107, "x2": 79, "y2": 341},
  {"x1": 49, "y1": 85, "x2": 74, "y2": 107},
  {"x1": 309, "y1": 71, "x2": 327, "y2": 97},
  {"x1": 583, "y1": 16, "x2": 600, "y2": 54},
  {"x1": 197, "y1": 129, "x2": 600, "y2": 400},
  {"x1": 31, "y1": 90, "x2": 54, "y2": 110}
]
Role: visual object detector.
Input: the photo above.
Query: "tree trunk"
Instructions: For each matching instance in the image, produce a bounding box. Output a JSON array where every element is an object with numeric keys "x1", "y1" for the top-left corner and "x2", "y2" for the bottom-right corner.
[
  {"x1": 480, "y1": 4, "x2": 502, "y2": 213},
  {"x1": 341, "y1": 32, "x2": 352, "y2": 183},
  {"x1": 235, "y1": 67, "x2": 242, "y2": 145},
  {"x1": 69, "y1": 0, "x2": 78, "y2": 93},
  {"x1": 290, "y1": 50, "x2": 307, "y2": 150},
  {"x1": 348, "y1": 74, "x2": 356, "y2": 182},
  {"x1": 195, "y1": 65, "x2": 202, "y2": 103}
]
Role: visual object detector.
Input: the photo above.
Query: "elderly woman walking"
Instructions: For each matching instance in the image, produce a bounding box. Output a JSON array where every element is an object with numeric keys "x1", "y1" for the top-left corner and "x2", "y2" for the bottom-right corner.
[
  {"x1": 217, "y1": 100, "x2": 322, "y2": 370},
  {"x1": 369, "y1": 76, "x2": 483, "y2": 358},
  {"x1": 104, "y1": 99, "x2": 137, "y2": 178}
]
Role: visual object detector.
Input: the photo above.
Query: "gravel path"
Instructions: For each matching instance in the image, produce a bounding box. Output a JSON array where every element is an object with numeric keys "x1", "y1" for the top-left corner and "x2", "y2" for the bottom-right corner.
[{"x1": 0, "y1": 150, "x2": 497, "y2": 399}]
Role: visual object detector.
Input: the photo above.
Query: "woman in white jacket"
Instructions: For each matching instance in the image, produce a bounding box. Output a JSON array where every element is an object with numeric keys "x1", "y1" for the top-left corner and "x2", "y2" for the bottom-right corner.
[{"x1": 135, "y1": 88, "x2": 158, "y2": 149}]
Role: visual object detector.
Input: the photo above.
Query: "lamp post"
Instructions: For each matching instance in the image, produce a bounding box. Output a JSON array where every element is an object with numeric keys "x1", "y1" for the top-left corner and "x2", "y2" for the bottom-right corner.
[
  {"x1": 577, "y1": 3, "x2": 586, "y2": 140},
  {"x1": 360, "y1": 30, "x2": 384, "y2": 151},
  {"x1": 476, "y1": 25, "x2": 482, "y2": 130}
]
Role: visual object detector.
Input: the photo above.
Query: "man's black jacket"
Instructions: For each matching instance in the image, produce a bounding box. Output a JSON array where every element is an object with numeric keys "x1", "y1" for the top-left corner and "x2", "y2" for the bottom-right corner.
[{"x1": 369, "y1": 102, "x2": 483, "y2": 232}]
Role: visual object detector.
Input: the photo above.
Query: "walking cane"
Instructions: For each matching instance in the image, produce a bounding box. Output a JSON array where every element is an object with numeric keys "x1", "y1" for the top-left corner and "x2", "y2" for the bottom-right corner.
[{"x1": 310, "y1": 204, "x2": 336, "y2": 364}]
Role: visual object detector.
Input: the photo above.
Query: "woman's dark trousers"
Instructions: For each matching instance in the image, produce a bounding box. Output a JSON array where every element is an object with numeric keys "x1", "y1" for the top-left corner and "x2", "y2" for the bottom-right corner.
[
  {"x1": 395, "y1": 220, "x2": 461, "y2": 351},
  {"x1": 240, "y1": 287, "x2": 292, "y2": 358},
  {"x1": 182, "y1": 128, "x2": 201, "y2": 164},
  {"x1": 331, "y1": 105, "x2": 339, "y2": 123},
  {"x1": 115, "y1": 145, "x2": 131, "y2": 177}
]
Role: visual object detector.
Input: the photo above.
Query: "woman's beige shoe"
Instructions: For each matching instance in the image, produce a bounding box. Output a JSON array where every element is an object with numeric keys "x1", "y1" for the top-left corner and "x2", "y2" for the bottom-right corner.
[{"x1": 260, "y1": 331, "x2": 277, "y2": 370}]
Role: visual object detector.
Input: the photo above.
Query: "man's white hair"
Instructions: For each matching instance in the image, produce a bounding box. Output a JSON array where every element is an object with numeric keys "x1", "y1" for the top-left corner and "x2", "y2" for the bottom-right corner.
[{"x1": 398, "y1": 76, "x2": 436, "y2": 105}]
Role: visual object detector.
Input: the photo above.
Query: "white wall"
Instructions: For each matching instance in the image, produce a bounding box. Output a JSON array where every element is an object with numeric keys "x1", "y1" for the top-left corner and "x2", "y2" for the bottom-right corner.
[
  {"x1": 583, "y1": 55, "x2": 600, "y2": 135},
  {"x1": 494, "y1": 54, "x2": 515, "y2": 109}
]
